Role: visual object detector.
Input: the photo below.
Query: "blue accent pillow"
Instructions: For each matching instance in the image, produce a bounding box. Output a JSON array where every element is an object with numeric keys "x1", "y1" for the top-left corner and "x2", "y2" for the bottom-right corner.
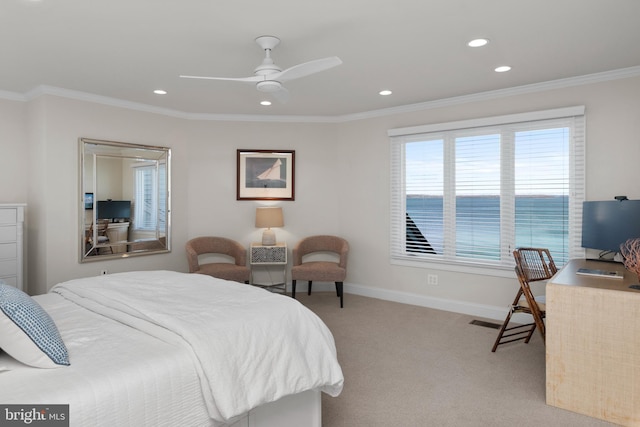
[{"x1": 0, "y1": 283, "x2": 70, "y2": 368}]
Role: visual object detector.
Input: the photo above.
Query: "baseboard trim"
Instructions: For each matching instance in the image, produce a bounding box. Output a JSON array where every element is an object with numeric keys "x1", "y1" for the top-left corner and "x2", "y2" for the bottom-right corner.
[{"x1": 296, "y1": 282, "x2": 509, "y2": 321}]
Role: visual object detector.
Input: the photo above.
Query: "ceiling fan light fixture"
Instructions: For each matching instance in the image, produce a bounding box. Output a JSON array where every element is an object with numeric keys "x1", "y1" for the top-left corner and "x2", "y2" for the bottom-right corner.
[{"x1": 256, "y1": 80, "x2": 282, "y2": 93}]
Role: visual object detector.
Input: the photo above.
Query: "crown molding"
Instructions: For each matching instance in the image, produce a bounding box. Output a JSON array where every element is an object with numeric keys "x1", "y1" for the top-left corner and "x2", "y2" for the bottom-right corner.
[
  {"x1": 338, "y1": 65, "x2": 640, "y2": 122},
  {"x1": 2, "y1": 66, "x2": 640, "y2": 123},
  {"x1": 0, "y1": 90, "x2": 27, "y2": 102}
]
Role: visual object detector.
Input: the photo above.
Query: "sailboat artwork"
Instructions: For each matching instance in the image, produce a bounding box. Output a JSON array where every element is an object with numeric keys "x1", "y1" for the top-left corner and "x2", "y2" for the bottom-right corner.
[
  {"x1": 237, "y1": 150, "x2": 295, "y2": 201},
  {"x1": 248, "y1": 158, "x2": 287, "y2": 188}
]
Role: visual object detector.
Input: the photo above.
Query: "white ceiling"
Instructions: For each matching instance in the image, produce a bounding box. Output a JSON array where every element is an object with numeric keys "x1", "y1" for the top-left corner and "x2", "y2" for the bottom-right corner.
[{"x1": 2, "y1": 0, "x2": 640, "y2": 118}]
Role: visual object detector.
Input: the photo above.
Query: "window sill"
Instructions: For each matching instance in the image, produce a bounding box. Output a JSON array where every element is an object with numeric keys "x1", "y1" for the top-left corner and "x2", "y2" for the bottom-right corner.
[{"x1": 391, "y1": 256, "x2": 515, "y2": 278}]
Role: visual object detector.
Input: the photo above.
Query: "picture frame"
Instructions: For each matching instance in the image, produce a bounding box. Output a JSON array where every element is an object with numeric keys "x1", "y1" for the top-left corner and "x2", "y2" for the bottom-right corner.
[
  {"x1": 237, "y1": 150, "x2": 295, "y2": 200},
  {"x1": 84, "y1": 192, "x2": 94, "y2": 209}
]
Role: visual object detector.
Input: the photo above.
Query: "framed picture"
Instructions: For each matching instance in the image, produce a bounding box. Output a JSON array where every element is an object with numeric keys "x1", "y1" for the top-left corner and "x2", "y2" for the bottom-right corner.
[
  {"x1": 237, "y1": 150, "x2": 295, "y2": 200},
  {"x1": 84, "y1": 192, "x2": 94, "y2": 209}
]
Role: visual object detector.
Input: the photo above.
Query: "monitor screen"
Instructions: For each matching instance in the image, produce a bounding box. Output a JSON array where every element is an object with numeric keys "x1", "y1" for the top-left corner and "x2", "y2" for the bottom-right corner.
[
  {"x1": 97, "y1": 200, "x2": 131, "y2": 221},
  {"x1": 581, "y1": 200, "x2": 640, "y2": 253}
]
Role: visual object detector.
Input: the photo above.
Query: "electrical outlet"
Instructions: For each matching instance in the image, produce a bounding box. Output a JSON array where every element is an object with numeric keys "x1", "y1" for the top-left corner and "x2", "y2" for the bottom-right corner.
[
  {"x1": 427, "y1": 274, "x2": 438, "y2": 285},
  {"x1": 100, "y1": 270, "x2": 108, "y2": 275}
]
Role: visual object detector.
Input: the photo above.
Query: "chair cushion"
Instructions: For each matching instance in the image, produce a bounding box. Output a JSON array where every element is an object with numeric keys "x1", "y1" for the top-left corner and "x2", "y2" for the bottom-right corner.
[
  {"x1": 291, "y1": 261, "x2": 346, "y2": 282},
  {"x1": 518, "y1": 295, "x2": 546, "y2": 311},
  {"x1": 196, "y1": 263, "x2": 250, "y2": 283}
]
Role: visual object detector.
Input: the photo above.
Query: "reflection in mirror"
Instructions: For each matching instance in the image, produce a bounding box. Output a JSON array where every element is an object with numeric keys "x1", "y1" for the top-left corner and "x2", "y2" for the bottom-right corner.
[{"x1": 80, "y1": 138, "x2": 171, "y2": 262}]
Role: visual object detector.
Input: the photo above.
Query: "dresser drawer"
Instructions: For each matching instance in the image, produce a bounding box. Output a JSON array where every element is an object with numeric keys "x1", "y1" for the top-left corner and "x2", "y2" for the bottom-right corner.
[
  {"x1": 0, "y1": 259, "x2": 17, "y2": 276},
  {"x1": 0, "y1": 242, "x2": 17, "y2": 259},
  {"x1": 0, "y1": 276, "x2": 17, "y2": 287},
  {"x1": 0, "y1": 208, "x2": 18, "y2": 224},
  {"x1": 0, "y1": 208, "x2": 17, "y2": 224},
  {"x1": 0, "y1": 225, "x2": 17, "y2": 242}
]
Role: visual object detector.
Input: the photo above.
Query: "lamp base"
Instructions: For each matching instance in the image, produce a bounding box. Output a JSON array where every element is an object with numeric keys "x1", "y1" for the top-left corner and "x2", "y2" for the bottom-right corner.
[{"x1": 261, "y1": 229, "x2": 276, "y2": 246}]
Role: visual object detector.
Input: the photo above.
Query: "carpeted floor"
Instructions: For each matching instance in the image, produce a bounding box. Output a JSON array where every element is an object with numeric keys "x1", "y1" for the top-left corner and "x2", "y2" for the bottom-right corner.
[{"x1": 294, "y1": 291, "x2": 617, "y2": 427}]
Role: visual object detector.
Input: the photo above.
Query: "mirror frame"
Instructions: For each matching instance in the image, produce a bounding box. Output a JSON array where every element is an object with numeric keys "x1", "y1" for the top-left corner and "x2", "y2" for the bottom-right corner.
[{"x1": 79, "y1": 138, "x2": 171, "y2": 262}]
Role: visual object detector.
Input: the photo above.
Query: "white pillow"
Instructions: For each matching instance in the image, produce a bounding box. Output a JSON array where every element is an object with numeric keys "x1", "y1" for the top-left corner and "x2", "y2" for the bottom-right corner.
[{"x1": 0, "y1": 283, "x2": 70, "y2": 368}]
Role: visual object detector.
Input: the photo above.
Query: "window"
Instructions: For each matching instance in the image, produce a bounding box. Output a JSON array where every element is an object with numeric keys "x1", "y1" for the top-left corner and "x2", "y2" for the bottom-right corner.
[
  {"x1": 389, "y1": 107, "x2": 585, "y2": 272},
  {"x1": 133, "y1": 162, "x2": 167, "y2": 231}
]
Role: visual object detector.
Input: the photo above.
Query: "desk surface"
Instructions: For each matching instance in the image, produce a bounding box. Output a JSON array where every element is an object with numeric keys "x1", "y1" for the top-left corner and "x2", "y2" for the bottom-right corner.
[{"x1": 550, "y1": 258, "x2": 639, "y2": 293}]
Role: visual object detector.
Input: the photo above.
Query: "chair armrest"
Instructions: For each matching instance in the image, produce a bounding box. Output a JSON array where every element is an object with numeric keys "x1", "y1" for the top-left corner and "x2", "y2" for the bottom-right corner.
[
  {"x1": 338, "y1": 241, "x2": 349, "y2": 269},
  {"x1": 185, "y1": 246, "x2": 199, "y2": 273},
  {"x1": 292, "y1": 244, "x2": 303, "y2": 266}
]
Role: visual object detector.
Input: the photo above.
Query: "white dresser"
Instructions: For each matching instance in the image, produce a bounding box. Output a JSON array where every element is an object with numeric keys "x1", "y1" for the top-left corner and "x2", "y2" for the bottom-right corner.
[{"x1": 0, "y1": 204, "x2": 25, "y2": 291}]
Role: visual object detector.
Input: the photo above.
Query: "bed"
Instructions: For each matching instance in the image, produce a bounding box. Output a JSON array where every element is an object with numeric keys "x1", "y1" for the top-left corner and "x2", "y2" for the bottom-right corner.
[{"x1": 0, "y1": 271, "x2": 344, "y2": 427}]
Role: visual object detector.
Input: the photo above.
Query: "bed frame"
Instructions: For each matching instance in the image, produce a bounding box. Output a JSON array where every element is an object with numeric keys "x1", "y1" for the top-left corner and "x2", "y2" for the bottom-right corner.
[{"x1": 229, "y1": 390, "x2": 321, "y2": 427}]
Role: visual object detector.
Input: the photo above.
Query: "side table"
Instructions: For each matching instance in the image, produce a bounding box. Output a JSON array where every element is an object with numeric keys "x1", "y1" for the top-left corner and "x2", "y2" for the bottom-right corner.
[{"x1": 249, "y1": 242, "x2": 287, "y2": 293}]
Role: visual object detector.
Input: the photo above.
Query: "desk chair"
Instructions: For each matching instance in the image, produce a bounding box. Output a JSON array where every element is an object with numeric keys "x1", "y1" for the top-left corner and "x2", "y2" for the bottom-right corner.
[
  {"x1": 185, "y1": 236, "x2": 250, "y2": 283},
  {"x1": 86, "y1": 219, "x2": 112, "y2": 255},
  {"x1": 491, "y1": 247, "x2": 557, "y2": 352}
]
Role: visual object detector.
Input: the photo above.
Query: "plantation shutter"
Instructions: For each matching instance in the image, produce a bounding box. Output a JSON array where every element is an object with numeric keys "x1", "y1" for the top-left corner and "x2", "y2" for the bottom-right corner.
[
  {"x1": 134, "y1": 165, "x2": 158, "y2": 230},
  {"x1": 389, "y1": 106, "x2": 585, "y2": 271}
]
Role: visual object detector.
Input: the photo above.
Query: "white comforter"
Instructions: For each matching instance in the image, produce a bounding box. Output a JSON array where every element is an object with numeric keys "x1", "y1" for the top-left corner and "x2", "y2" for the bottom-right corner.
[
  {"x1": 51, "y1": 271, "x2": 344, "y2": 424},
  {"x1": 1, "y1": 292, "x2": 213, "y2": 427}
]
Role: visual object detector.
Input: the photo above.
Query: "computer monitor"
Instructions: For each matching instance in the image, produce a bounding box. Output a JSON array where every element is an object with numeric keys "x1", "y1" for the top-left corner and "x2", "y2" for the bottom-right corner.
[
  {"x1": 97, "y1": 200, "x2": 131, "y2": 221},
  {"x1": 581, "y1": 200, "x2": 640, "y2": 253}
]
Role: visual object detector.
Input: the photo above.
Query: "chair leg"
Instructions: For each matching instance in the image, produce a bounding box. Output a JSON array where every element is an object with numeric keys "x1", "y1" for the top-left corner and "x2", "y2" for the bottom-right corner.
[
  {"x1": 492, "y1": 309, "x2": 514, "y2": 352},
  {"x1": 492, "y1": 309, "x2": 538, "y2": 352},
  {"x1": 530, "y1": 311, "x2": 546, "y2": 344},
  {"x1": 336, "y1": 282, "x2": 343, "y2": 308},
  {"x1": 292, "y1": 280, "x2": 297, "y2": 299},
  {"x1": 308, "y1": 281, "x2": 313, "y2": 295},
  {"x1": 522, "y1": 322, "x2": 536, "y2": 343}
]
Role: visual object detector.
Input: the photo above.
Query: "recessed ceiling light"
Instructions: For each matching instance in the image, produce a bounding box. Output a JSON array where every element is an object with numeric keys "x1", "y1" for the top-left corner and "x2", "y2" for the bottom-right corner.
[
  {"x1": 379, "y1": 90, "x2": 392, "y2": 96},
  {"x1": 260, "y1": 100, "x2": 272, "y2": 106},
  {"x1": 153, "y1": 89, "x2": 167, "y2": 95},
  {"x1": 494, "y1": 66, "x2": 512, "y2": 73},
  {"x1": 468, "y1": 38, "x2": 489, "y2": 47}
]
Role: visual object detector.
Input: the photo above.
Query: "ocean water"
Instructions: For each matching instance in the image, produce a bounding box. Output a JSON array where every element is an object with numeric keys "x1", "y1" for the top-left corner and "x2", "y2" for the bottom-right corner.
[{"x1": 406, "y1": 195, "x2": 568, "y2": 264}]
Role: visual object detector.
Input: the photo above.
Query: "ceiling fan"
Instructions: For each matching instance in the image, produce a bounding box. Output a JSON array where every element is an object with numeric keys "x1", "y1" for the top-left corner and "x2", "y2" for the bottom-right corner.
[{"x1": 180, "y1": 36, "x2": 342, "y2": 103}]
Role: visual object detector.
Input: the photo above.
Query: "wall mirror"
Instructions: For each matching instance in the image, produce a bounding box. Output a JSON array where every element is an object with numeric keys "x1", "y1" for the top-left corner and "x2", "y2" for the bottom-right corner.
[{"x1": 80, "y1": 138, "x2": 171, "y2": 262}]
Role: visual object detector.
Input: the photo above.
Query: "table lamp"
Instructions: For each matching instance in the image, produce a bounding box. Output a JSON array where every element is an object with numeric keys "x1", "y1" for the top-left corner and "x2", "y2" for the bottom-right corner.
[{"x1": 255, "y1": 207, "x2": 284, "y2": 246}]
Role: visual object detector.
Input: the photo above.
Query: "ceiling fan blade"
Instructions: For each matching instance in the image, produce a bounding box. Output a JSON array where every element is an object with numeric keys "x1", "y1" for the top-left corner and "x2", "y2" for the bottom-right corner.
[
  {"x1": 274, "y1": 56, "x2": 342, "y2": 82},
  {"x1": 270, "y1": 86, "x2": 290, "y2": 103},
  {"x1": 179, "y1": 74, "x2": 263, "y2": 83}
]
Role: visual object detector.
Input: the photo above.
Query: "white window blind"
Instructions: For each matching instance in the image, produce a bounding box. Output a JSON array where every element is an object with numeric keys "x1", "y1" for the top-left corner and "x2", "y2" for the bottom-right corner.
[
  {"x1": 389, "y1": 107, "x2": 585, "y2": 270},
  {"x1": 133, "y1": 162, "x2": 166, "y2": 232}
]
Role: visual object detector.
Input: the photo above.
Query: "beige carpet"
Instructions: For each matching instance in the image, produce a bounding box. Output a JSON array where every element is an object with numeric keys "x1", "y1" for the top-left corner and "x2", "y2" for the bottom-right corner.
[{"x1": 294, "y1": 291, "x2": 616, "y2": 427}]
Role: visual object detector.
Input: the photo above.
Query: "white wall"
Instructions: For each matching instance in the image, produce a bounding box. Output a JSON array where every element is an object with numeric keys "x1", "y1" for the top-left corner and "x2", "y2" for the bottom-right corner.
[
  {"x1": 1, "y1": 74, "x2": 639, "y2": 319},
  {"x1": 0, "y1": 99, "x2": 28, "y2": 203}
]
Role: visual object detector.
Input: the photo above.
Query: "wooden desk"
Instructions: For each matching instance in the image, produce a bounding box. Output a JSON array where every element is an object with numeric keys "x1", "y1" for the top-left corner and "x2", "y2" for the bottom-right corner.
[{"x1": 546, "y1": 259, "x2": 640, "y2": 426}]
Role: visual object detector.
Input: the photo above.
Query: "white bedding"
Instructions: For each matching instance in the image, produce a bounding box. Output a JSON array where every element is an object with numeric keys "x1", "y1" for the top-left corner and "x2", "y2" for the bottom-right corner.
[
  {"x1": 1, "y1": 271, "x2": 343, "y2": 426},
  {"x1": 0, "y1": 292, "x2": 213, "y2": 426}
]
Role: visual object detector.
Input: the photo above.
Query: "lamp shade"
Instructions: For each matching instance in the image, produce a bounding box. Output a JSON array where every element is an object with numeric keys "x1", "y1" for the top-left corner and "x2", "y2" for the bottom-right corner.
[
  {"x1": 255, "y1": 207, "x2": 284, "y2": 228},
  {"x1": 256, "y1": 207, "x2": 284, "y2": 246}
]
